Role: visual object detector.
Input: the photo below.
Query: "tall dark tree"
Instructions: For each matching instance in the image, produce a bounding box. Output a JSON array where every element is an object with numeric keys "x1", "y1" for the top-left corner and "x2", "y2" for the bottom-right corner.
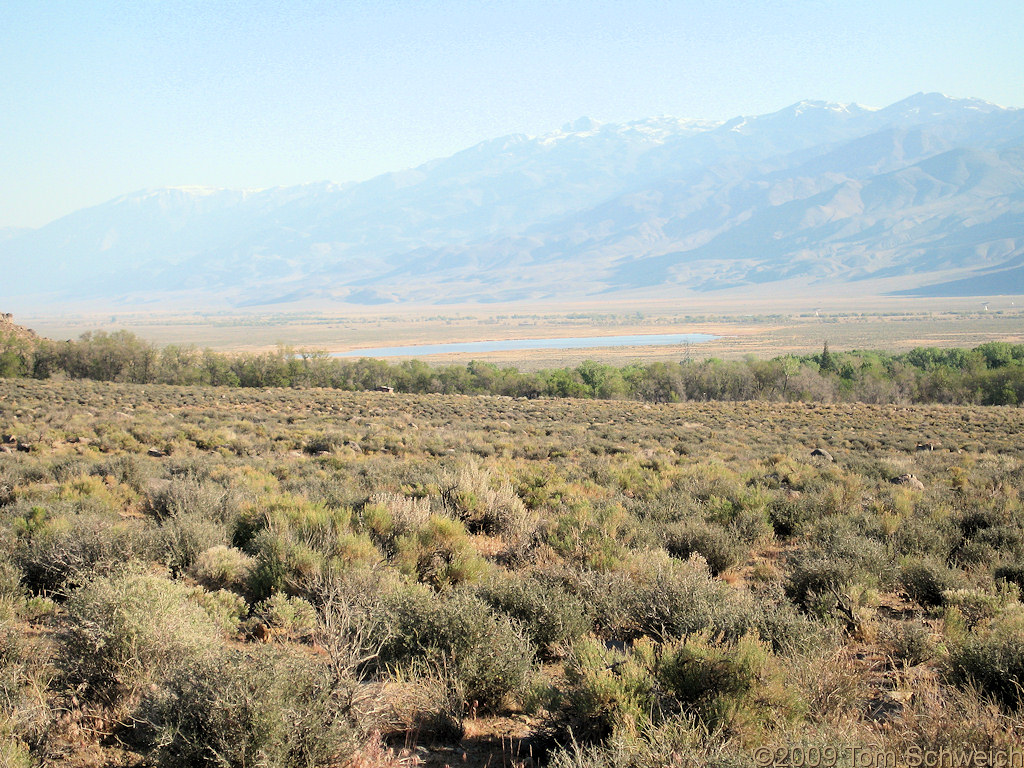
[{"x1": 819, "y1": 341, "x2": 836, "y2": 374}]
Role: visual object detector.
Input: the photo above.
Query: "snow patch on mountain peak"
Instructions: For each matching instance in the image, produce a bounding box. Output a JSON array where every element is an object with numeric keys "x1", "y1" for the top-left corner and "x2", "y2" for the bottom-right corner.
[{"x1": 539, "y1": 115, "x2": 720, "y2": 146}]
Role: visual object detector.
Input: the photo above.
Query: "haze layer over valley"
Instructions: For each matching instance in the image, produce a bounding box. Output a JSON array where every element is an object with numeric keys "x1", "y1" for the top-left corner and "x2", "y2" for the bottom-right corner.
[{"x1": 5, "y1": 93, "x2": 1023, "y2": 312}]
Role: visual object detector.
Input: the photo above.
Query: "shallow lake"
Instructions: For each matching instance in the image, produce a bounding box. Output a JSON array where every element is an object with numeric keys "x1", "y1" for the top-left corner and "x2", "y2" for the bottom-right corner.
[{"x1": 334, "y1": 332, "x2": 718, "y2": 358}]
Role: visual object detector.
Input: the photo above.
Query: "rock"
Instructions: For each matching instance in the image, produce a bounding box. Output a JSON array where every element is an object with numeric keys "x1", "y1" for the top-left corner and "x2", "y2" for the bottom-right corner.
[
  {"x1": 147, "y1": 448, "x2": 167, "y2": 458},
  {"x1": 890, "y1": 473, "x2": 925, "y2": 490},
  {"x1": 811, "y1": 448, "x2": 834, "y2": 461},
  {"x1": 15, "y1": 443, "x2": 31, "y2": 453}
]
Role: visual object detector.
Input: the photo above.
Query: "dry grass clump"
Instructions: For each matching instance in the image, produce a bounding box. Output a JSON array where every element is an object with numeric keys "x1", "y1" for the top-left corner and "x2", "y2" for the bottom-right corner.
[
  {"x1": 0, "y1": 614, "x2": 54, "y2": 765},
  {"x1": 365, "y1": 491, "x2": 432, "y2": 539}
]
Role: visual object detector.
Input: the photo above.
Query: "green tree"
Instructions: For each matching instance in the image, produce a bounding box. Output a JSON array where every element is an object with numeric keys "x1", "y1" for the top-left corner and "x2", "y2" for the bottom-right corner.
[
  {"x1": 0, "y1": 332, "x2": 33, "y2": 377},
  {"x1": 818, "y1": 341, "x2": 836, "y2": 374}
]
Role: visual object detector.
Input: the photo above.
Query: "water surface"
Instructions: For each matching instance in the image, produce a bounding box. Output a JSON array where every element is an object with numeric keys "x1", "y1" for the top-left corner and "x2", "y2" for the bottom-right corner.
[{"x1": 335, "y1": 333, "x2": 717, "y2": 358}]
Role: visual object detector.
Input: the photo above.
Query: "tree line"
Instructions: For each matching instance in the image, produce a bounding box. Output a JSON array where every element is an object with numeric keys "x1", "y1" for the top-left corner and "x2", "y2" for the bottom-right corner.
[{"x1": 2, "y1": 328, "x2": 1023, "y2": 405}]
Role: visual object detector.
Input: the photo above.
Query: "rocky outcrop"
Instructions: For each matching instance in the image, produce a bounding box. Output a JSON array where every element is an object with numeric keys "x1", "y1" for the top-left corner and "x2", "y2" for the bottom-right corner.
[
  {"x1": 0, "y1": 313, "x2": 38, "y2": 343},
  {"x1": 891, "y1": 473, "x2": 925, "y2": 490}
]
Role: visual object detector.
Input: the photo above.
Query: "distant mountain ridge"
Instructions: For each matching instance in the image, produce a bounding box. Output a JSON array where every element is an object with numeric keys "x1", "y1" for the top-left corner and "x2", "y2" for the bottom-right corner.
[{"x1": 3, "y1": 93, "x2": 1023, "y2": 310}]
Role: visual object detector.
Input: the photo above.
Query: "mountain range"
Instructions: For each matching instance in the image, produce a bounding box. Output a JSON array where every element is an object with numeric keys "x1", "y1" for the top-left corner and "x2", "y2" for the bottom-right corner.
[{"x1": 4, "y1": 92, "x2": 1024, "y2": 311}]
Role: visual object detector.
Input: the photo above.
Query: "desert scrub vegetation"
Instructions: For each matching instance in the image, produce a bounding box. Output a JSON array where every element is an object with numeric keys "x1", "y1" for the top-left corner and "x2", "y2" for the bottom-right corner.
[{"x1": 2, "y1": 376, "x2": 1024, "y2": 765}]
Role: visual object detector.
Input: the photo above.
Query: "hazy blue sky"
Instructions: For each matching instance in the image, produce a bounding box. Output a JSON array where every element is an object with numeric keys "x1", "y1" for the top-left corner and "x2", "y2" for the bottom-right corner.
[{"x1": 2, "y1": 0, "x2": 1022, "y2": 228}]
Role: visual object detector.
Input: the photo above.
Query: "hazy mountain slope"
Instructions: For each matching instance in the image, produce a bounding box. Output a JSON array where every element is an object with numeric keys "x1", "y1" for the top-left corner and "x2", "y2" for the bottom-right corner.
[{"x1": 3, "y1": 93, "x2": 1023, "y2": 310}]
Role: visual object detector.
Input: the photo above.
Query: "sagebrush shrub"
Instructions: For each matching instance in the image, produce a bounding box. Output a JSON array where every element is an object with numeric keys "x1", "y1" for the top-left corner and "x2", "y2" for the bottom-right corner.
[
  {"x1": 942, "y1": 584, "x2": 1018, "y2": 628},
  {"x1": 476, "y1": 573, "x2": 592, "y2": 659},
  {"x1": 158, "y1": 511, "x2": 227, "y2": 575},
  {"x1": 900, "y1": 557, "x2": 964, "y2": 607},
  {"x1": 92, "y1": 454, "x2": 150, "y2": 493},
  {"x1": 658, "y1": 632, "x2": 798, "y2": 732},
  {"x1": 145, "y1": 475, "x2": 232, "y2": 523},
  {"x1": 12, "y1": 505, "x2": 157, "y2": 595},
  {"x1": 62, "y1": 569, "x2": 222, "y2": 705},
  {"x1": 393, "y1": 514, "x2": 490, "y2": 589},
  {"x1": 190, "y1": 544, "x2": 254, "y2": 590},
  {"x1": 303, "y1": 432, "x2": 345, "y2": 455},
  {"x1": 246, "y1": 529, "x2": 327, "y2": 600},
  {"x1": 787, "y1": 557, "x2": 855, "y2": 611},
  {"x1": 0, "y1": 560, "x2": 24, "y2": 602},
  {"x1": 543, "y1": 718, "x2": 735, "y2": 768},
  {"x1": 560, "y1": 636, "x2": 658, "y2": 743},
  {"x1": 558, "y1": 631, "x2": 799, "y2": 748},
  {"x1": 664, "y1": 521, "x2": 745, "y2": 575},
  {"x1": 768, "y1": 495, "x2": 813, "y2": 538},
  {"x1": 372, "y1": 586, "x2": 534, "y2": 710},
  {"x1": 251, "y1": 592, "x2": 317, "y2": 640},
  {"x1": 440, "y1": 459, "x2": 537, "y2": 542},
  {"x1": 0, "y1": 614, "x2": 52, "y2": 761},
  {"x1": 995, "y1": 562, "x2": 1024, "y2": 592},
  {"x1": 0, "y1": 470, "x2": 14, "y2": 508},
  {"x1": 191, "y1": 587, "x2": 249, "y2": 635},
  {"x1": 949, "y1": 614, "x2": 1024, "y2": 709},
  {"x1": 879, "y1": 620, "x2": 936, "y2": 667},
  {"x1": 576, "y1": 554, "x2": 792, "y2": 646},
  {"x1": 144, "y1": 647, "x2": 357, "y2": 767}
]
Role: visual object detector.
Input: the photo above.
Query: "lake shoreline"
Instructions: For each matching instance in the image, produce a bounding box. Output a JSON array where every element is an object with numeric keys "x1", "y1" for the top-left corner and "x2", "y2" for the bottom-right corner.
[{"x1": 333, "y1": 332, "x2": 719, "y2": 358}]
